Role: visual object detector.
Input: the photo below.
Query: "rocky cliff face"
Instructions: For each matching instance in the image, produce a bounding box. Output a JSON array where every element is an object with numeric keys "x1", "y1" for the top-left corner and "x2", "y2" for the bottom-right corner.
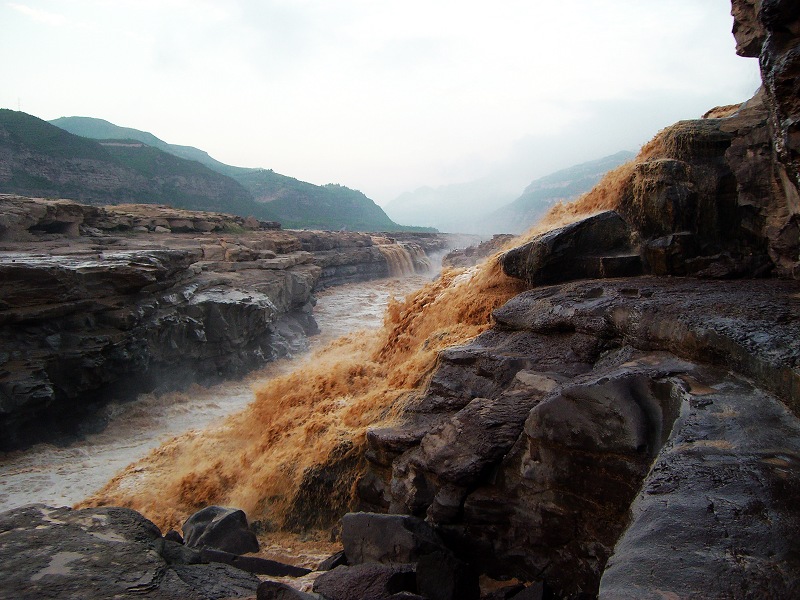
[
  {"x1": 355, "y1": 4, "x2": 800, "y2": 598},
  {"x1": 0, "y1": 196, "x2": 446, "y2": 450},
  {"x1": 3, "y1": 4, "x2": 798, "y2": 600}
]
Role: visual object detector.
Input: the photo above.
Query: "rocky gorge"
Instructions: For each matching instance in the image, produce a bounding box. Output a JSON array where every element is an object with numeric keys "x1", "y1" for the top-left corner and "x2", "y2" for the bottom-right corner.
[
  {"x1": 0, "y1": 196, "x2": 446, "y2": 450},
  {"x1": 353, "y1": 2, "x2": 800, "y2": 597},
  {"x1": 1, "y1": 2, "x2": 800, "y2": 599}
]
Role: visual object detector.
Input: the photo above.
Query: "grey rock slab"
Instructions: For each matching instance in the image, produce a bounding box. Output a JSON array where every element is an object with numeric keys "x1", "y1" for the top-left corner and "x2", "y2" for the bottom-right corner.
[
  {"x1": 342, "y1": 512, "x2": 445, "y2": 565},
  {"x1": 200, "y1": 547, "x2": 311, "y2": 576},
  {"x1": 599, "y1": 368, "x2": 800, "y2": 599},
  {"x1": 0, "y1": 504, "x2": 260, "y2": 600}
]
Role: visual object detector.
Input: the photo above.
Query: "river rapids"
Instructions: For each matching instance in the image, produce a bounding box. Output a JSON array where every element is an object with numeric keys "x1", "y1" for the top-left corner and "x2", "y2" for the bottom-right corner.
[{"x1": 0, "y1": 275, "x2": 433, "y2": 513}]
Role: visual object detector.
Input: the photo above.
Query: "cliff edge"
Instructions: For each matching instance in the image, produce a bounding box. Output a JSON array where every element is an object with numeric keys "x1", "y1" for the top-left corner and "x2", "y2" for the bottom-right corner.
[{"x1": 357, "y1": 2, "x2": 800, "y2": 598}]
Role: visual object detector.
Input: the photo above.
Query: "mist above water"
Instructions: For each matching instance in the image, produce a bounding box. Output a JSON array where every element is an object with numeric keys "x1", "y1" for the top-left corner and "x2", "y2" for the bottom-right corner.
[{"x1": 0, "y1": 275, "x2": 432, "y2": 513}]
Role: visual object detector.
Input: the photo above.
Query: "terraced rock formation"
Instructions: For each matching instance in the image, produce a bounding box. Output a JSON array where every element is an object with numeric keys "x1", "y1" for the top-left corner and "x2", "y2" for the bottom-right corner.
[{"x1": 0, "y1": 196, "x2": 446, "y2": 450}]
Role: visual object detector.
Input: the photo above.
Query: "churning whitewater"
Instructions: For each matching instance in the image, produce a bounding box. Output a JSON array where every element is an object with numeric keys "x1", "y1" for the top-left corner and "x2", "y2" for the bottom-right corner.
[{"x1": 0, "y1": 275, "x2": 432, "y2": 513}]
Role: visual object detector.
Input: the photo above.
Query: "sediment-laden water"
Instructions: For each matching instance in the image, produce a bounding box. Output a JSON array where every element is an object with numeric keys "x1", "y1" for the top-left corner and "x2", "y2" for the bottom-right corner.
[{"x1": 0, "y1": 275, "x2": 432, "y2": 513}]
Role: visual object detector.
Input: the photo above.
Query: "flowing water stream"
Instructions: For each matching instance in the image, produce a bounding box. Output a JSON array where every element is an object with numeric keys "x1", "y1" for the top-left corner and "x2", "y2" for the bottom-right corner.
[{"x1": 0, "y1": 274, "x2": 433, "y2": 513}]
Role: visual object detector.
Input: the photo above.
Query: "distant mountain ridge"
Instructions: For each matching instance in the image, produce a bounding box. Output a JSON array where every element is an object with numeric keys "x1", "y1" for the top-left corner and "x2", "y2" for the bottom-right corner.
[
  {"x1": 385, "y1": 150, "x2": 636, "y2": 235},
  {"x1": 486, "y1": 150, "x2": 636, "y2": 234},
  {"x1": 0, "y1": 112, "x2": 429, "y2": 232},
  {"x1": 50, "y1": 116, "x2": 251, "y2": 178},
  {"x1": 384, "y1": 177, "x2": 520, "y2": 234}
]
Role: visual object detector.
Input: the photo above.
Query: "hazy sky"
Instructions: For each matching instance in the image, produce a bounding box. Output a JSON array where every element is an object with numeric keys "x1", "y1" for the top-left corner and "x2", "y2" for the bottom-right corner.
[{"x1": 1, "y1": 0, "x2": 761, "y2": 204}]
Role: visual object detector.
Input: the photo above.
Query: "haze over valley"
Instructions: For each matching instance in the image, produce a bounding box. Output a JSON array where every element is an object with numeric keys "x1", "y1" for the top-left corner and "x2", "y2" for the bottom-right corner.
[
  {"x1": 2, "y1": 1, "x2": 759, "y2": 215},
  {"x1": 1, "y1": 2, "x2": 799, "y2": 599}
]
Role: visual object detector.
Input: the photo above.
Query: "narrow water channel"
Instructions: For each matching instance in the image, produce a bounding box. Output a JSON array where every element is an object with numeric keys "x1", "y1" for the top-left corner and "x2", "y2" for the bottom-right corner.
[{"x1": 0, "y1": 274, "x2": 432, "y2": 512}]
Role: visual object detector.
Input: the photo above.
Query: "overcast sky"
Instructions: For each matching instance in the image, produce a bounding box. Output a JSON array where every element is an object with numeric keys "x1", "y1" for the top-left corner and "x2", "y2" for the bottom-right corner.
[{"x1": 1, "y1": 0, "x2": 761, "y2": 204}]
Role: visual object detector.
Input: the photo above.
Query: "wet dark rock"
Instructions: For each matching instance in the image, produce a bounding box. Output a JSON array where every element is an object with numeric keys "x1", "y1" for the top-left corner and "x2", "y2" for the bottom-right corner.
[
  {"x1": 416, "y1": 550, "x2": 480, "y2": 600},
  {"x1": 182, "y1": 506, "x2": 259, "y2": 555},
  {"x1": 481, "y1": 583, "x2": 526, "y2": 600},
  {"x1": 313, "y1": 563, "x2": 417, "y2": 600},
  {"x1": 0, "y1": 504, "x2": 260, "y2": 600},
  {"x1": 508, "y1": 582, "x2": 554, "y2": 600},
  {"x1": 342, "y1": 512, "x2": 446, "y2": 565},
  {"x1": 318, "y1": 549, "x2": 348, "y2": 571},
  {"x1": 599, "y1": 372, "x2": 800, "y2": 598},
  {"x1": 500, "y1": 211, "x2": 641, "y2": 286},
  {"x1": 361, "y1": 277, "x2": 800, "y2": 598},
  {"x1": 164, "y1": 528, "x2": 184, "y2": 543},
  {"x1": 153, "y1": 537, "x2": 203, "y2": 565},
  {"x1": 161, "y1": 563, "x2": 263, "y2": 599},
  {"x1": 200, "y1": 548, "x2": 311, "y2": 576},
  {"x1": 257, "y1": 580, "x2": 319, "y2": 599}
]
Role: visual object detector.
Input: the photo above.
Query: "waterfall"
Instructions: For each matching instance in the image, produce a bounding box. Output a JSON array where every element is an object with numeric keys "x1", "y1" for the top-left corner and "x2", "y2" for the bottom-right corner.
[
  {"x1": 404, "y1": 243, "x2": 432, "y2": 273},
  {"x1": 378, "y1": 243, "x2": 432, "y2": 277}
]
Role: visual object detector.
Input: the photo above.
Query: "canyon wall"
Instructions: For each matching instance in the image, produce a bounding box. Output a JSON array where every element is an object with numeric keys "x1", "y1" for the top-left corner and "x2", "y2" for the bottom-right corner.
[
  {"x1": 355, "y1": 3, "x2": 800, "y2": 598},
  {"x1": 0, "y1": 196, "x2": 446, "y2": 450}
]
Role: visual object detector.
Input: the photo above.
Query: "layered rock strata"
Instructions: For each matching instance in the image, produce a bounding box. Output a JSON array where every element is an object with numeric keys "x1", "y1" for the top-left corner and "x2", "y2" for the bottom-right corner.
[
  {"x1": 360, "y1": 278, "x2": 800, "y2": 597},
  {"x1": 355, "y1": 4, "x2": 800, "y2": 597},
  {"x1": 0, "y1": 196, "x2": 446, "y2": 449}
]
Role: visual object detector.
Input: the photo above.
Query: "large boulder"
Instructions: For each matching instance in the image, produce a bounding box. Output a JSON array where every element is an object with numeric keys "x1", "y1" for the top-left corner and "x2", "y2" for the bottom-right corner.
[
  {"x1": 312, "y1": 563, "x2": 417, "y2": 600},
  {"x1": 182, "y1": 506, "x2": 259, "y2": 555},
  {"x1": 341, "y1": 512, "x2": 446, "y2": 565},
  {"x1": 500, "y1": 211, "x2": 641, "y2": 286},
  {"x1": 0, "y1": 504, "x2": 260, "y2": 600}
]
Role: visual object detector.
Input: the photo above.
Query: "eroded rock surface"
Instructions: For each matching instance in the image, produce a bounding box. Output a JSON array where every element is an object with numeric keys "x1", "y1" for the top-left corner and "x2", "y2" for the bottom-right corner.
[
  {"x1": 360, "y1": 278, "x2": 800, "y2": 597},
  {"x1": 0, "y1": 196, "x2": 449, "y2": 449},
  {"x1": 0, "y1": 504, "x2": 261, "y2": 600},
  {"x1": 350, "y1": 20, "x2": 800, "y2": 595}
]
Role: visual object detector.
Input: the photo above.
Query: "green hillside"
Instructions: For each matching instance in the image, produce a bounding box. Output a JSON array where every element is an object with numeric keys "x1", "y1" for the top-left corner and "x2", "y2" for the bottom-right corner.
[
  {"x1": 48, "y1": 115, "x2": 431, "y2": 232},
  {"x1": 2, "y1": 110, "x2": 111, "y2": 160},
  {"x1": 50, "y1": 116, "x2": 251, "y2": 178},
  {"x1": 0, "y1": 110, "x2": 260, "y2": 214},
  {"x1": 235, "y1": 170, "x2": 398, "y2": 230}
]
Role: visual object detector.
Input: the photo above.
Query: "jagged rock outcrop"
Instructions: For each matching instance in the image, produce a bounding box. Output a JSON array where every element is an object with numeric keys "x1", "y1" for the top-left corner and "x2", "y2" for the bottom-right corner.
[
  {"x1": 0, "y1": 196, "x2": 450, "y2": 450},
  {"x1": 0, "y1": 504, "x2": 262, "y2": 600},
  {"x1": 355, "y1": 5, "x2": 800, "y2": 597},
  {"x1": 360, "y1": 278, "x2": 800, "y2": 597},
  {"x1": 749, "y1": 0, "x2": 800, "y2": 195}
]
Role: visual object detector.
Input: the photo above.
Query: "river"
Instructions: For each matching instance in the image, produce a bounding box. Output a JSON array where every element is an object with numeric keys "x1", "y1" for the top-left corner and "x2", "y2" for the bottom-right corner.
[{"x1": 0, "y1": 274, "x2": 432, "y2": 513}]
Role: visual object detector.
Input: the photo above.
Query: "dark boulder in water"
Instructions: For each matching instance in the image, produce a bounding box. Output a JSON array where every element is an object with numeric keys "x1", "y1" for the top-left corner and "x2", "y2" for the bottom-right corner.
[{"x1": 182, "y1": 505, "x2": 259, "y2": 555}]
